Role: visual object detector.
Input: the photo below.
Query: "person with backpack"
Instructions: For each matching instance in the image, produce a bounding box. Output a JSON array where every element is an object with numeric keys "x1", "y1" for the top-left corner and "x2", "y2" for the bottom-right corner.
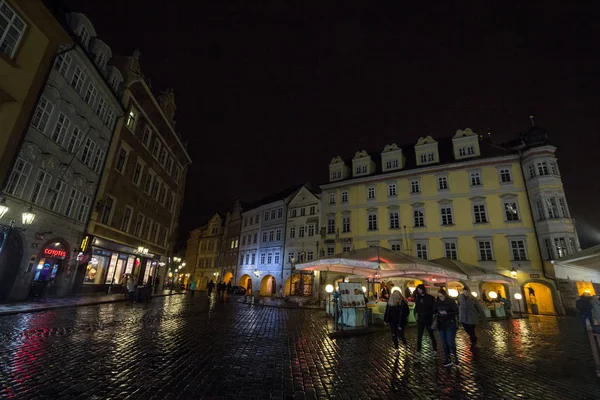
[
  {"x1": 384, "y1": 291, "x2": 410, "y2": 355},
  {"x1": 576, "y1": 293, "x2": 594, "y2": 330}
]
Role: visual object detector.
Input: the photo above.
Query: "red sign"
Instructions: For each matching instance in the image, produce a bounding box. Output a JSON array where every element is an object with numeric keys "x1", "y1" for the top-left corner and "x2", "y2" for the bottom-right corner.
[{"x1": 44, "y1": 248, "x2": 67, "y2": 259}]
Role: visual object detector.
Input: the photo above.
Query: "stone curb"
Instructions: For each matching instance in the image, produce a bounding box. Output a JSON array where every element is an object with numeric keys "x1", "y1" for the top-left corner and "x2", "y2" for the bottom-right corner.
[{"x1": 0, "y1": 292, "x2": 185, "y2": 317}]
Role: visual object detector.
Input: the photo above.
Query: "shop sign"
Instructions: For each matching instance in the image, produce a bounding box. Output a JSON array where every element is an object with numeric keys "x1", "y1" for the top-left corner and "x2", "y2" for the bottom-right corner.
[
  {"x1": 80, "y1": 235, "x2": 94, "y2": 253},
  {"x1": 43, "y1": 247, "x2": 67, "y2": 259},
  {"x1": 338, "y1": 282, "x2": 366, "y2": 308},
  {"x1": 35, "y1": 233, "x2": 44, "y2": 240},
  {"x1": 530, "y1": 274, "x2": 540, "y2": 278}
]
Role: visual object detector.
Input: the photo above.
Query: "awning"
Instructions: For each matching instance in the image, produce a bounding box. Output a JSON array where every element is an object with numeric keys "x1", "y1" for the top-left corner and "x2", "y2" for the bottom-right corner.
[
  {"x1": 430, "y1": 258, "x2": 518, "y2": 284},
  {"x1": 295, "y1": 246, "x2": 467, "y2": 280},
  {"x1": 552, "y1": 245, "x2": 600, "y2": 283}
]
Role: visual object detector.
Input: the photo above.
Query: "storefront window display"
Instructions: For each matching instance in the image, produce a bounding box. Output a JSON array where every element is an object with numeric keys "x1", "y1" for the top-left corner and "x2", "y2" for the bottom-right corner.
[
  {"x1": 84, "y1": 250, "x2": 113, "y2": 284},
  {"x1": 34, "y1": 242, "x2": 68, "y2": 282}
]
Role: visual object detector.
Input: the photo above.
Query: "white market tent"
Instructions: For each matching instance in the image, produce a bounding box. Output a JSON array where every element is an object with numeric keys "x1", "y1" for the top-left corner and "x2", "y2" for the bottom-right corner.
[
  {"x1": 295, "y1": 246, "x2": 467, "y2": 281},
  {"x1": 552, "y1": 244, "x2": 600, "y2": 283},
  {"x1": 430, "y1": 258, "x2": 518, "y2": 284}
]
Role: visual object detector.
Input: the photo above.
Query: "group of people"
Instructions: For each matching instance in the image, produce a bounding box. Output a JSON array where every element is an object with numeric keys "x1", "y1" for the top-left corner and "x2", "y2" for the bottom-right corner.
[
  {"x1": 205, "y1": 280, "x2": 232, "y2": 296},
  {"x1": 383, "y1": 284, "x2": 486, "y2": 368},
  {"x1": 576, "y1": 292, "x2": 600, "y2": 330}
]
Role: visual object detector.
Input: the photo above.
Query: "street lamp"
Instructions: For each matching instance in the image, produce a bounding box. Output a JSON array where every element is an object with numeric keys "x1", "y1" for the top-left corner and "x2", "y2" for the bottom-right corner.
[
  {"x1": 326, "y1": 284, "x2": 334, "y2": 316},
  {"x1": 253, "y1": 268, "x2": 260, "y2": 278},
  {"x1": 514, "y1": 292, "x2": 523, "y2": 316},
  {"x1": 21, "y1": 206, "x2": 36, "y2": 228},
  {"x1": 511, "y1": 267, "x2": 517, "y2": 278},
  {"x1": 448, "y1": 288, "x2": 459, "y2": 298},
  {"x1": 489, "y1": 291, "x2": 498, "y2": 300}
]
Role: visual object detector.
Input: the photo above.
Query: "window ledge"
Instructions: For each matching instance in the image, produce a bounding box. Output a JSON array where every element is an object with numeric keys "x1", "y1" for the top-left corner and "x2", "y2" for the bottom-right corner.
[
  {"x1": 438, "y1": 188, "x2": 449, "y2": 192},
  {"x1": 504, "y1": 219, "x2": 522, "y2": 223},
  {"x1": 0, "y1": 52, "x2": 18, "y2": 68},
  {"x1": 413, "y1": 226, "x2": 426, "y2": 229},
  {"x1": 500, "y1": 181, "x2": 513, "y2": 185},
  {"x1": 441, "y1": 224, "x2": 455, "y2": 227}
]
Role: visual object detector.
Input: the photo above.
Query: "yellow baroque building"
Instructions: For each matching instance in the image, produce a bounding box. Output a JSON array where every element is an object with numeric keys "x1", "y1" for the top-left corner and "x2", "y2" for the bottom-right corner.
[
  {"x1": 0, "y1": 0, "x2": 71, "y2": 185},
  {"x1": 320, "y1": 127, "x2": 578, "y2": 315}
]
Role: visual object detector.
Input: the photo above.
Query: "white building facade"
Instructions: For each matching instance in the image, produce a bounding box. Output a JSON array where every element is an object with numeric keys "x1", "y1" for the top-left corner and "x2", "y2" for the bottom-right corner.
[
  {"x1": 0, "y1": 13, "x2": 123, "y2": 301},
  {"x1": 284, "y1": 187, "x2": 321, "y2": 296}
]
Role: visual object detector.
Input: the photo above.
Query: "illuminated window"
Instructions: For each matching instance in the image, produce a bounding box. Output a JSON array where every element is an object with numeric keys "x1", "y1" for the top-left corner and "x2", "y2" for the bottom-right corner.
[{"x1": 126, "y1": 108, "x2": 138, "y2": 130}]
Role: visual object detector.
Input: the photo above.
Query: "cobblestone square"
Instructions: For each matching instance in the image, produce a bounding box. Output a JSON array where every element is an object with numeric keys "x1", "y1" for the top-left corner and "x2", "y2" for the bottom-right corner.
[{"x1": 0, "y1": 295, "x2": 598, "y2": 399}]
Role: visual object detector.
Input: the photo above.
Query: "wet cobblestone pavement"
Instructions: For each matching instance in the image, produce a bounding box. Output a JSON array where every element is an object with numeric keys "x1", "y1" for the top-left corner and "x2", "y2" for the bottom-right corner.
[{"x1": 0, "y1": 295, "x2": 599, "y2": 399}]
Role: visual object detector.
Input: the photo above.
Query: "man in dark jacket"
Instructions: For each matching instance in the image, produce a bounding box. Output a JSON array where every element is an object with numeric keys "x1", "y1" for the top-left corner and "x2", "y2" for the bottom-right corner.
[
  {"x1": 576, "y1": 294, "x2": 593, "y2": 330},
  {"x1": 414, "y1": 284, "x2": 437, "y2": 356}
]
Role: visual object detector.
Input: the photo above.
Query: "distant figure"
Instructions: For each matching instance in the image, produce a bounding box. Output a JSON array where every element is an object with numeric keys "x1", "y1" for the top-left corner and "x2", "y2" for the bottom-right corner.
[
  {"x1": 413, "y1": 284, "x2": 437, "y2": 356},
  {"x1": 458, "y1": 286, "x2": 486, "y2": 350},
  {"x1": 216, "y1": 281, "x2": 222, "y2": 296},
  {"x1": 576, "y1": 294, "x2": 593, "y2": 330},
  {"x1": 482, "y1": 289, "x2": 489, "y2": 303},
  {"x1": 207, "y1": 280, "x2": 215, "y2": 296},
  {"x1": 154, "y1": 276, "x2": 160, "y2": 294},
  {"x1": 127, "y1": 279, "x2": 137, "y2": 302},
  {"x1": 384, "y1": 291, "x2": 410, "y2": 355},
  {"x1": 226, "y1": 281, "x2": 232, "y2": 294},
  {"x1": 528, "y1": 286, "x2": 536, "y2": 298},
  {"x1": 190, "y1": 280, "x2": 197, "y2": 297},
  {"x1": 380, "y1": 284, "x2": 390, "y2": 300}
]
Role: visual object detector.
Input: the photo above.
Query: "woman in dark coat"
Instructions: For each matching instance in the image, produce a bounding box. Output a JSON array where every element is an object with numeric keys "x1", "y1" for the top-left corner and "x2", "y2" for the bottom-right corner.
[
  {"x1": 434, "y1": 288, "x2": 459, "y2": 367},
  {"x1": 384, "y1": 291, "x2": 410, "y2": 354}
]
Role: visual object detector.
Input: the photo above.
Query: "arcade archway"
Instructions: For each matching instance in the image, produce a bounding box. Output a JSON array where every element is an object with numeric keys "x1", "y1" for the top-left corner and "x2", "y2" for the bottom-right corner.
[
  {"x1": 523, "y1": 281, "x2": 557, "y2": 314},
  {"x1": 260, "y1": 275, "x2": 276, "y2": 296},
  {"x1": 239, "y1": 274, "x2": 252, "y2": 292},
  {"x1": 223, "y1": 272, "x2": 233, "y2": 285}
]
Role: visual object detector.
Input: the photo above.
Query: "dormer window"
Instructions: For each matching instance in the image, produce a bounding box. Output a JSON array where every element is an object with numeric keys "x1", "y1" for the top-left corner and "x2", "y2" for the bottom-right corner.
[
  {"x1": 386, "y1": 159, "x2": 398, "y2": 169},
  {"x1": 453, "y1": 129, "x2": 480, "y2": 160},
  {"x1": 355, "y1": 165, "x2": 367, "y2": 174},
  {"x1": 96, "y1": 52, "x2": 106, "y2": 69},
  {"x1": 420, "y1": 152, "x2": 435, "y2": 163},
  {"x1": 414, "y1": 136, "x2": 439, "y2": 167},
  {"x1": 78, "y1": 25, "x2": 90, "y2": 48}
]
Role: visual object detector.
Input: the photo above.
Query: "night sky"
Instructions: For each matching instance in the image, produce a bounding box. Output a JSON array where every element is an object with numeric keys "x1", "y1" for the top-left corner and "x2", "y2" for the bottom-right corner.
[{"x1": 56, "y1": 1, "x2": 600, "y2": 248}]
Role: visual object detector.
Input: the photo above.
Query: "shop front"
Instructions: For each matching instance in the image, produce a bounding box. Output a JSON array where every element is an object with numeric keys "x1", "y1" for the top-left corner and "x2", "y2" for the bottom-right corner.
[
  {"x1": 31, "y1": 239, "x2": 74, "y2": 297},
  {"x1": 73, "y1": 236, "x2": 160, "y2": 294}
]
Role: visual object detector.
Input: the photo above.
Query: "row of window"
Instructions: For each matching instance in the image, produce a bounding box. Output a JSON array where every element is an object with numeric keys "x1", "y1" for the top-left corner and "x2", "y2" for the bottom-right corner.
[
  {"x1": 534, "y1": 196, "x2": 570, "y2": 220},
  {"x1": 290, "y1": 224, "x2": 317, "y2": 238},
  {"x1": 6, "y1": 159, "x2": 91, "y2": 223},
  {"x1": 262, "y1": 229, "x2": 283, "y2": 243},
  {"x1": 126, "y1": 109, "x2": 182, "y2": 183},
  {"x1": 198, "y1": 259, "x2": 214, "y2": 268},
  {"x1": 199, "y1": 240, "x2": 217, "y2": 252},
  {"x1": 54, "y1": 54, "x2": 117, "y2": 130},
  {"x1": 114, "y1": 146, "x2": 177, "y2": 213},
  {"x1": 328, "y1": 168, "x2": 513, "y2": 205},
  {"x1": 543, "y1": 236, "x2": 577, "y2": 260},
  {"x1": 288, "y1": 251, "x2": 315, "y2": 263},
  {"x1": 31, "y1": 97, "x2": 106, "y2": 175},
  {"x1": 241, "y1": 233, "x2": 258, "y2": 246},
  {"x1": 264, "y1": 207, "x2": 284, "y2": 222},
  {"x1": 527, "y1": 160, "x2": 559, "y2": 179},
  {"x1": 290, "y1": 205, "x2": 317, "y2": 218},
  {"x1": 101, "y1": 197, "x2": 169, "y2": 247},
  {"x1": 239, "y1": 251, "x2": 282, "y2": 266},
  {"x1": 327, "y1": 199, "x2": 521, "y2": 233},
  {"x1": 243, "y1": 214, "x2": 260, "y2": 227},
  {"x1": 325, "y1": 238, "x2": 528, "y2": 262}
]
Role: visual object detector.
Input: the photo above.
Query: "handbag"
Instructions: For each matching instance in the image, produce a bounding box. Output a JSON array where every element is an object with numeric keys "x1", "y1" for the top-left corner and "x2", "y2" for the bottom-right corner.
[{"x1": 430, "y1": 314, "x2": 438, "y2": 330}]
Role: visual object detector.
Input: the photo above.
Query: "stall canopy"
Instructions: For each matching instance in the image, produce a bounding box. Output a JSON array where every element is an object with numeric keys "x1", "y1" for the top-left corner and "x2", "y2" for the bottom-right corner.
[
  {"x1": 552, "y1": 244, "x2": 600, "y2": 283},
  {"x1": 430, "y1": 258, "x2": 518, "y2": 284},
  {"x1": 295, "y1": 246, "x2": 467, "y2": 280}
]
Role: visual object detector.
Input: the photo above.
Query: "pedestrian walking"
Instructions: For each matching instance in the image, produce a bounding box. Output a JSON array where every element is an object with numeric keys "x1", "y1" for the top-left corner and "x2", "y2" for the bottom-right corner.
[
  {"x1": 127, "y1": 279, "x2": 137, "y2": 302},
  {"x1": 434, "y1": 289, "x2": 459, "y2": 367},
  {"x1": 216, "y1": 281, "x2": 222, "y2": 296},
  {"x1": 190, "y1": 280, "x2": 197, "y2": 297},
  {"x1": 576, "y1": 293, "x2": 593, "y2": 330},
  {"x1": 458, "y1": 286, "x2": 486, "y2": 350},
  {"x1": 413, "y1": 284, "x2": 437, "y2": 356},
  {"x1": 384, "y1": 291, "x2": 410, "y2": 355},
  {"x1": 226, "y1": 281, "x2": 232, "y2": 294},
  {"x1": 207, "y1": 279, "x2": 215, "y2": 296},
  {"x1": 154, "y1": 276, "x2": 160, "y2": 294}
]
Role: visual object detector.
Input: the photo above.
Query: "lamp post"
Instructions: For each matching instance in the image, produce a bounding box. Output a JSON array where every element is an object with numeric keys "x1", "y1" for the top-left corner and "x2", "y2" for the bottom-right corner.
[
  {"x1": 514, "y1": 292, "x2": 523, "y2": 316},
  {"x1": 289, "y1": 256, "x2": 295, "y2": 297}
]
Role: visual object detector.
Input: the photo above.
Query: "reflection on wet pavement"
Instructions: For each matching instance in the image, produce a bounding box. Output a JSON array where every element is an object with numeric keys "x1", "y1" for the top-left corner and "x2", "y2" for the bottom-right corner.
[{"x1": 0, "y1": 295, "x2": 598, "y2": 399}]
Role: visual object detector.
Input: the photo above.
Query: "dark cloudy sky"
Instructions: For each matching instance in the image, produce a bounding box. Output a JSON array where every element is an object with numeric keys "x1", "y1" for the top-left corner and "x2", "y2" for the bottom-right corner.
[{"x1": 55, "y1": 1, "x2": 600, "y2": 248}]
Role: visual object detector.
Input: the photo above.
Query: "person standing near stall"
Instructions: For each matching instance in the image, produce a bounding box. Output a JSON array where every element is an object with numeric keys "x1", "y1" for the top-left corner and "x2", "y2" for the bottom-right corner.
[
  {"x1": 413, "y1": 284, "x2": 437, "y2": 356},
  {"x1": 434, "y1": 289, "x2": 459, "y2": 367},
  {"x1": 384, "y1": 291, "x2": 410, "y2": 355},
  {"x1": 458, "y1": 286, "x2": 486, "y2": 350}
]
